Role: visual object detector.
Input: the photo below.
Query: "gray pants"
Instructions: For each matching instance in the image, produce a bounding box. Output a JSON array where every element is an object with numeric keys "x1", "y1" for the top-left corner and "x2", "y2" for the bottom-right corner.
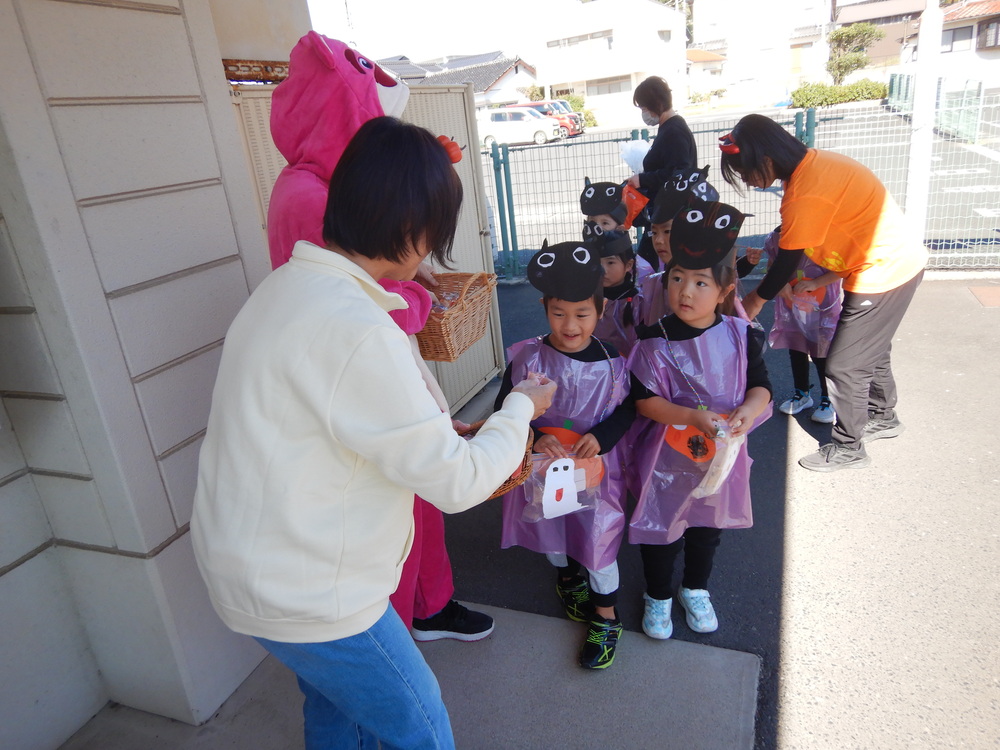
[{"x1": 826, "y1": 270, "x2": 923, "y2": 448}]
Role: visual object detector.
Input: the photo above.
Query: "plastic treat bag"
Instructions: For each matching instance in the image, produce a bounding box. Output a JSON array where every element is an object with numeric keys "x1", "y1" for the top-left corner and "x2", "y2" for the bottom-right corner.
[
  {"x1": 691, "y1": 422, "x2": 745, "y2": 499},
  {"x1": 619, "y1": 140, "x2": 650, "y2": 176},
  {"x1": 521, "y1": 452, "x2": 604, "y2": 522}
]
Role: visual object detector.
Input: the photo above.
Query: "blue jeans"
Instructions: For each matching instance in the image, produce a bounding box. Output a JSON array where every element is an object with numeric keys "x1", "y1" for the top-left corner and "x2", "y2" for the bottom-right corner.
[{"x1": 255, "y1": 605, "x2": 455, "y2": 750}]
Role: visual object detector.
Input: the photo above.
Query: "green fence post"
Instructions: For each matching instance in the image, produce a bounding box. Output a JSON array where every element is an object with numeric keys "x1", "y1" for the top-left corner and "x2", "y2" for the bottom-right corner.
[
  {"x1": 501, "y1": 143, "x2": 520, "y2": 275},
  {"x1": 490, "y1": 142, "x2": 513, "y2": 277},
  {"x1": 640, "y1": 128, "x2": 650, "y2": 140},
  {"x1": 631, "y1": 129, "x2": 639, "y2": 141},
  {"x1": 794, "y1": 110, "x2": 804, "y2": 142},
  {"x1": 805, "y1": 108, "x2": 816, "y2": 147}
]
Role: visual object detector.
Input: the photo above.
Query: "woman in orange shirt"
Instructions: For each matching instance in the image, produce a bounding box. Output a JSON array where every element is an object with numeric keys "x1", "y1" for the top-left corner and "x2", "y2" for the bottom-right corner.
[{"x1": 719, "y1": 114, "x2": 926, "y2": 472}]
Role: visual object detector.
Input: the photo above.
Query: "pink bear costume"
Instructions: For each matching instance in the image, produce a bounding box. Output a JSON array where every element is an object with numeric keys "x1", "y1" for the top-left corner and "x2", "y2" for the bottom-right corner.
[{"x1": 266, "y1": 32, "x2": 454, "y2": 628}]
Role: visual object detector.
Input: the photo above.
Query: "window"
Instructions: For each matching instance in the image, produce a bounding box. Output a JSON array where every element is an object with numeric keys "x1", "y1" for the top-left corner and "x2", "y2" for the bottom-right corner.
[
  {"x1": 942, "y1": 26, "x2": 974, "y2": 53},
  {"x1": 586, "y1": 75, "x2": 630, "y2": 96},
  {"x1": 547, "y1": 29, "x2": 613, "y2": 48},
  {"x1": 658, "y1": 30, "x2": 671, "y2": 43},
  {"x1": 978, "y1": 19, "x2": 1000, "y2": 50}
]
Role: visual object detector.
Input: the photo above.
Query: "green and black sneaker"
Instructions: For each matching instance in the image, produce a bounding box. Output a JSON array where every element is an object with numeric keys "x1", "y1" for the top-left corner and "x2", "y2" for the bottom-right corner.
[
  {"x1": 556, "y1": 574, "x2": 593, "y2": 623},
  {"x1": 579, "y1": 613, "x2": 622, "y2": 670}
]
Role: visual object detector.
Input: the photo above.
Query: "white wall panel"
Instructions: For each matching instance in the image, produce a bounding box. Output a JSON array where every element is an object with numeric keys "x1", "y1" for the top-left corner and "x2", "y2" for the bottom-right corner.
[
  {"x1": 50, "y1": 103, "x2": 219, "y2": 200},
  {"x1": 0, "y1": 313, "x2": 61, "y2": 393},
  {"x1": 0, "y1": 474, "x2": 51, "y2": 568},
  {"x1": 33, "y1": 474, "x2": 114, "y2": 548},
  {"x1": 108, "y1": 261, "x2": 246, "y2": 376},
  {"x1": 20, "y1": 0, "x2": 193, "y2": 99},
  {"x1": 134, "y1": 345, "x2": 222, "y2": 455},
  {"x1": 3, "y1": 398, "x2": 91, "y2": 475},
  {"x1": 0, "y1": 217, "x2": 31, "y2": 307},
  {"x1": 82, "y1": 184, "x2": 239, "y2": 293},
  {"x1": 159, "y1": 435, "x2": 203, "y2": 527},
  {"x1": 0, "y1": 549, "x2": 105, "y2": 750}
]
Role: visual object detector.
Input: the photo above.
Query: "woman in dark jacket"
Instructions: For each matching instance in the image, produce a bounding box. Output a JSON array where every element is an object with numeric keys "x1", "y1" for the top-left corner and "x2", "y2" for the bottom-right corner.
[{"x1": 627, "y1": 76, "x2": 698, "y2": 269}]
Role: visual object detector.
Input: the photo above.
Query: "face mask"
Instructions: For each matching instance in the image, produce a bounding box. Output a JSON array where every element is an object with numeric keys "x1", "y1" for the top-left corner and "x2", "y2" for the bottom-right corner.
[{"x1": 641, "y1": 110, "x2": 660, "y2": 127}]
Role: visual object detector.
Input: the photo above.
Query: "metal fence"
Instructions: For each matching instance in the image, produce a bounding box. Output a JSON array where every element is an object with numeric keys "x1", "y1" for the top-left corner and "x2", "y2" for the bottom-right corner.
[{"x1": 481, "y1": 95, "x2": 1000, "y2": 278}]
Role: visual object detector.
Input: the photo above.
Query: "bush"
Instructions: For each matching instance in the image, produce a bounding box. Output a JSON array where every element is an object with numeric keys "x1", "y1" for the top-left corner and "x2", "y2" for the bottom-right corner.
[
  {"x1": 564, "y1": 93, "x2": 598, "y2": 128},
  {"x1": 690, "y1": 91, "x2": 709, "y2": 103},
  {"x1": 790, "y1": 79, "x2": 888, "y2": 108}
]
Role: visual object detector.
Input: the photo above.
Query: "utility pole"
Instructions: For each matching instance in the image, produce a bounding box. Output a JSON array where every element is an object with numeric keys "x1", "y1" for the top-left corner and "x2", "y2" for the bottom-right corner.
[{"x1": 905, "y1": 2, "x2": 943, "y2": 235}]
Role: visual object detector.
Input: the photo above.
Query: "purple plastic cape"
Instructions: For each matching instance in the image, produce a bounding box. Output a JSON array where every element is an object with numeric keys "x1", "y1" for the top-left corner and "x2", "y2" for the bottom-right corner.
[
  {"x1": 500, "y1": 337, "x2": 629, "y2": 570},
  {"x1": 764, "y1": 231, "x2": 843, "y2": 357},
  {"x1": 595, "y1": 295, "x2": 640, "y2": 357},
  {"x1": 625, "y1": 316, "x2": 770, "y2": 545}
]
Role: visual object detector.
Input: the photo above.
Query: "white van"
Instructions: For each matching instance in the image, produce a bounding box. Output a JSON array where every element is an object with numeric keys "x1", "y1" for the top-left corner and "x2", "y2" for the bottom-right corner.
[{"x1": 476, "y1": 108, "x2": 561, "y2": 148}]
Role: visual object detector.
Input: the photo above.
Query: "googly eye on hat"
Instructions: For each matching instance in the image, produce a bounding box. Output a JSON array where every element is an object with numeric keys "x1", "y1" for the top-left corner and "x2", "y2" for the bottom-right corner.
[
  {"x1": 527, "y1": 240, "x2": 604, "y2": 301},
  {"x1": 651, "y1": 165, "x2": 720, "y2": 224},
  {"x1": 579, "y1": 177, "x2": 626, "y2": 224},
  {"x1": 669, "y1": 198, "x2": 745, "y2": 270}
]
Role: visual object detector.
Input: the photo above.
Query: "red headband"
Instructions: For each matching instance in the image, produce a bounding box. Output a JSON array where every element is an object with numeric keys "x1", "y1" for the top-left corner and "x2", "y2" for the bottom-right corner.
[{"x1": 718, "y1": 133, "x2": 740, "y2": 155}]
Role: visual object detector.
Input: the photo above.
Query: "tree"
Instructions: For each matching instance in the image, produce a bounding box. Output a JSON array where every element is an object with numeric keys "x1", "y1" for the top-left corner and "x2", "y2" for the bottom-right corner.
[
  {"x1": 516, "y1": 84, "x2": 544, "y2": 101},
  {"x1": 826, "y1": 22, "x2": 885, "y2": 85}
]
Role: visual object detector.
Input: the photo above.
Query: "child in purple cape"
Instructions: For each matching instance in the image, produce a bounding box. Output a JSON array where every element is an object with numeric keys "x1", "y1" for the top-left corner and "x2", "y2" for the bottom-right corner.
[
  {"x1": 761, "y1": 226, "x2": 843, "y2": 423},
  {"x1": 494, "y1": 240, "x2": 635, "y2": 670},
  {"x1": 627, "y1": 200, "x2": 772, "y2": 639}
]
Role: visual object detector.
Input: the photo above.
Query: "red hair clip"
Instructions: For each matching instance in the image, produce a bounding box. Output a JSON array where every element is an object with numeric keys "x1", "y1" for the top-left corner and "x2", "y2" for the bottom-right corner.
[
  {"x1": 437, "y1": 135, "x2": 464, "y2": 164},
  {"x1": 718, "y1": 133, "x2": 740, "y2": 155}
]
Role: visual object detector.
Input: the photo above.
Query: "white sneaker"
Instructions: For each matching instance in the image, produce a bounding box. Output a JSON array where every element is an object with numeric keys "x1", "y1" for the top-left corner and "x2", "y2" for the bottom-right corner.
[
  {"x1": 641, "y1": 594, "x2": 673, "y2": 640},
  {"x1": 811, "y1": 398, "x2": 836, "y2": 424},
  {"x1": 678, "y1": 588, "x2": 718, "y2": 633},
  {"x1": 779, "y1": 390, "x2": 813, "y2": 415}
]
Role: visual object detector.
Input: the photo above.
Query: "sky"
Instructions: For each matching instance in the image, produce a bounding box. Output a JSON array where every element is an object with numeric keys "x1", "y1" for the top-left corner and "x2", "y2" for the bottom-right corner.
[
  {"x1": 305, "y1": 0, "x2": 876, "y2": 64},
  {"x1": 305, "y1": 0, "x2": 575, "y2": 62}
]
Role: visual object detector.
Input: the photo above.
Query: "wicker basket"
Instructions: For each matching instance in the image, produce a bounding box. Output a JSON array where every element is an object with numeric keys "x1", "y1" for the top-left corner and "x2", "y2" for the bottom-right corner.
[
  {"x1": 458, "y1": 420, "x2": 533, "y2": 500},
  {"x1": 416, "y1": 272, "x2": 497, "y2": 362}
]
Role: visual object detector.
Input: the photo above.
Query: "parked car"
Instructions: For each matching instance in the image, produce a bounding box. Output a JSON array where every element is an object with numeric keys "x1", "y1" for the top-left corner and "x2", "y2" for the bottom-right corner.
[
  {"x1": 506, "y1": 101, "x2": 582, "y2": 137},
  {"x1": 553, "y1": 100, "x2": 586, "y2": 134},
  {"x1": 476, "y1": 108, "x2": 561, "y2": 147}
]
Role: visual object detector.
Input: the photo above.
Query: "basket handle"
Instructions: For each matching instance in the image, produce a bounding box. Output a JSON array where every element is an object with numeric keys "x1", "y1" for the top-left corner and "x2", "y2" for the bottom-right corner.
[{"x1": 455, "y1": 272, "x2": 487, "y2": 299}]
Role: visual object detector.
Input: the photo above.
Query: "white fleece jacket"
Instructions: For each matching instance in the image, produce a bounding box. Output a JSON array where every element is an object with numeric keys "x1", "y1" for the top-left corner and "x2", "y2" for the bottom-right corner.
[{"x1": 191, "y1": 241, "x2": 533, "y2": 643}]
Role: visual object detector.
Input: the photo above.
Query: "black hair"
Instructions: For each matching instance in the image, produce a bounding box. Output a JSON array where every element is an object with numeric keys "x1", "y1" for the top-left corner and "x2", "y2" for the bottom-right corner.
[
  {"x1": 720, "y1": 114, "x2": 808, "y2": 193},
  {"x1": 541, "y1": 279, "x2": 606, "y2": 316},
  {"x1": 633, "y1": 76, "x2": 672, "y2": 115},
  {"x1": 322, "y1": 116, "x2": 462, "y2": 267},
  {"x1": 665, "y1": 251, "x2": 738, "y2": 317}
]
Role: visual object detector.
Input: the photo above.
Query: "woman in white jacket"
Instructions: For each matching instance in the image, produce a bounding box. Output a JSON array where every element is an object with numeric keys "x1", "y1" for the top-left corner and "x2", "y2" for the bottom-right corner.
[{"x1": 191, "y1": 116, "x2": 555, "y2": 750}]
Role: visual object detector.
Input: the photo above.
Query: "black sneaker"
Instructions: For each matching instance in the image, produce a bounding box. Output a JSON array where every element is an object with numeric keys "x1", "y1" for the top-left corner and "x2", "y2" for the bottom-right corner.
[
  {"x1": 579, "y1": 614, "x2": 622, "y2": 670},
  {"x1": 862, "y1": 415, "x2": 905, "y2": 443},
  {"x1": 798, "y1": 442, "x2": 871, "y2": 472},
  {"x1": 410, "y1": 601, "x2": 494, "y2": 642},
  {"x1": 556, "y1": 575, "x2": 593, "y2": 623}
]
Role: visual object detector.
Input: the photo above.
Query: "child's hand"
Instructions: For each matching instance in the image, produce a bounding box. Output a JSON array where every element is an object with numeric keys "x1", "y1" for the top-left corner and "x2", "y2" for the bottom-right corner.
[
  {"x1": 690, "y1": 408, "x2": 725, "y2": 438},
  {"x1": 727, "y1": 406, "x2": 754, "y2": 437},
  {"x1": 451, "y1": 419, "x2": 471, "y2": 433},
  {"x1": 534, "y1": 433, "x2": 568, "y2": 459},
  {"x1": 572, "y1": 433, "x2": 601, "y2": 460},
  {"x1": 744, "y1": 247, "x2": 763, "y2": 266},
  {"x1": 777, "y1": 283, "x2": 794, "y2": 302},
  {"x1": 794, "y1": 278, "x2": 820, "y2": 295}
]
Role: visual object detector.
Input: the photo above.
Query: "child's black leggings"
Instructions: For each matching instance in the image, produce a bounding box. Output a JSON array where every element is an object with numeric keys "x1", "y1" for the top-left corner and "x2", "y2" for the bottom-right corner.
[
  {"x1": 640, "y1": 527, "x2": 723, "y2": 600},
  {"x1": 790, "y1": 350, "x2": 828, "y2": 397}
]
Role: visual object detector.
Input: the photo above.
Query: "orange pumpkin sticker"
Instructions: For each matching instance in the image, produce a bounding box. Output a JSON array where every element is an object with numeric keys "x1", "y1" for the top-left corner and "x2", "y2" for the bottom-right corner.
[
  {"x1": 537, "y1": 423, "x2": 604, "y2": 486},
  {"x1": 664, "y1": 414, "x2": 728, "y2": 463}
]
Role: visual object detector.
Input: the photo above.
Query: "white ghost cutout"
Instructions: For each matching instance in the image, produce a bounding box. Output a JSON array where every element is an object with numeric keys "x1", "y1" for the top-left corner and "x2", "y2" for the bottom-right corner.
[{"x1": 541, "y1": 458, "x2": 588, "y2": 519}]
